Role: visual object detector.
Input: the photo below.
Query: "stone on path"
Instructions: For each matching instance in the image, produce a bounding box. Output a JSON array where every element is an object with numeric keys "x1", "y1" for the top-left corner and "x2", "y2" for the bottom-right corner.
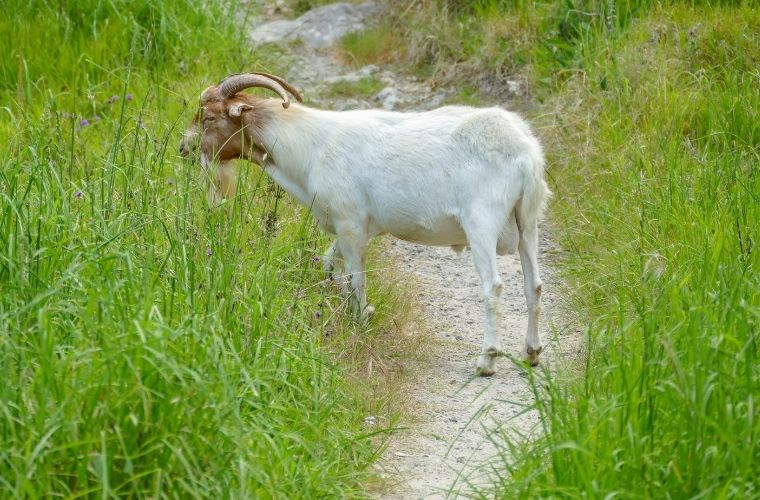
[{"x1": 250, "y1": 1, "x2": 381, "y2": 49}]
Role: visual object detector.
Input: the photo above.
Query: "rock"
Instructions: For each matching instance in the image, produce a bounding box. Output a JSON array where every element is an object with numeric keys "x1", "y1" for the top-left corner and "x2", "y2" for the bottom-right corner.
[
  {"x1": 363, "y1": 415, "x2": 377, "y2": 426},
  {"x1": 374, "y1": 86, "x2": 402, "y2": 110},
  {"x1": 250, "y1": 1, "x2": 381, "y2": 49},
  {"x1": 265, "y1": 0, "x2": 291, "y2": 17},
  {"x1": 428, "y1": 89, "x2": 448, "y2": 108},
  {"x1": 506, "y1": 79, "x2": 521, "y2": 95},
  {"x1": 331, "y1": 97, "x2": 365, "y2": 111},
  {"x1": 324, "y1": 64, "x2": 380, "y2": 84}
]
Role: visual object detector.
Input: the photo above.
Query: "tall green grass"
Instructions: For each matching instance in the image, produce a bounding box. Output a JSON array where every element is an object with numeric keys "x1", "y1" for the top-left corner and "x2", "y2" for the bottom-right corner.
[
  {"x1": 480, "y1": 3, "x2": 759, "y2": 497},
  {"x1": 0, "y1": 1, "x2": 400, "y2": 496}
]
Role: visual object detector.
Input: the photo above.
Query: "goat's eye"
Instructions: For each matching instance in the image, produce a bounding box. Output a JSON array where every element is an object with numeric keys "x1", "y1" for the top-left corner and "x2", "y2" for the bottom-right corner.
[{"x1": 203, "y1": 116, "x2": 215, "y2": 123}]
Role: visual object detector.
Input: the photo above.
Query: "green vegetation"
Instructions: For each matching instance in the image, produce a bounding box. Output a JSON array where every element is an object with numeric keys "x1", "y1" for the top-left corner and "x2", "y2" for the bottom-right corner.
[
  {"x1": 291, "y1": 0, "x2": 356, "y2": 17},
  {"x1": 341, "y1": 24, "x2": 407, "y2": 68},
  {"x1": 443, "y1": 85, "x2": 485, "y2": 106},
  {"x1": 438, "y1": 1, "x2": 756, "y2": 497},
  {"x1": 4, "y1": 0, "x2": 757, "y2": 496},
  {"x1": 325, "y1": 77, "x2": 386, "y2": 99},
  {"x1": 0, "y1": 0, "x2": 408, "y2": 497}
]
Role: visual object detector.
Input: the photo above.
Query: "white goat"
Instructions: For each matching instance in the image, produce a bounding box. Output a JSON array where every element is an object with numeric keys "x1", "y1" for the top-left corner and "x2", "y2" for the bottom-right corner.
[{"x1": 180, "y1": 73, "x2": 551, "y2": 375}]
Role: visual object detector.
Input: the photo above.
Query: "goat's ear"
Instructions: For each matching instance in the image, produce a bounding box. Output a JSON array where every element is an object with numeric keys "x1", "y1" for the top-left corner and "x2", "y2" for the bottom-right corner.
[{"x1": 228, "y1": 103, "x2": 254, "y2": 117}]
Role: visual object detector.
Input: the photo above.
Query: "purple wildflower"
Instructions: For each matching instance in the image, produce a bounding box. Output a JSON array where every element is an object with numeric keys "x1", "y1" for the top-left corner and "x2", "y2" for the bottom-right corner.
[
  {"x1": 74, "y1": 190, "x2": 83, "y2": 199},
  {"x1": 206, "y1": 247, "x2": 213, "y2": 257},
  {"x1": 311, "y1": 255, "x2": 321, "y2": 264},
  {"x1": 125, "y1": 93, "x2": 134, "y2": 101},
  {"x1": 108, "y1": 95, "x2": 119, "y2": 104},
  {"x1": 79, "y1": 119, "x2": 89, "y2": 127},
  {"x1": 315, "y1": 311, "x2": 322, "y2": 319}
]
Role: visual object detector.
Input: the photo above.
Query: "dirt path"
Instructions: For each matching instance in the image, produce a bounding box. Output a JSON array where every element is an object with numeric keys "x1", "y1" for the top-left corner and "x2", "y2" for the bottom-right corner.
[
  {"x1": 247, "y1": 3, "x2": 569, "y2": 497},
  {"x1": 376, "y1": 234, "x2": 564, "y2": 498}
]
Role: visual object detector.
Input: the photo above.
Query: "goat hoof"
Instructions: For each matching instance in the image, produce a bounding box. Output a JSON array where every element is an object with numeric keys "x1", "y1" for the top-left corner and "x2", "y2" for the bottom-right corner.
[
  {"x1": 526, "y1": 345, "x2": 543, "y2": 356},
  {"x1": 525, "y1": 345, "x2": 543, "y2": 367},
  {"x1": 476, "y1": 347, "x2": 499, "y2": 376}
]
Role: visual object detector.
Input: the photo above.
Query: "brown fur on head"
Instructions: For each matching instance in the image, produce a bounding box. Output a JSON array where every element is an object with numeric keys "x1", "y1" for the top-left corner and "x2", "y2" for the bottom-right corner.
[
  {"x1": 178, "y1": 73, "x2": 302, "y2": 206},
  {"x1": 179, "y1": 73, "x2": 301, "y2": 164},
  {"x1": 179, "y1": 87, "x2": 273, "y2": 165}
]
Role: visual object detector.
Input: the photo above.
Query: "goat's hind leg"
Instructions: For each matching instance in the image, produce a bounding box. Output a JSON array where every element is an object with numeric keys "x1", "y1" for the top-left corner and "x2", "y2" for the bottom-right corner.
[
  {"x1": 464, "y1": 217, "x2": 504, "y2": 377},
  {"x1": 517, "y1": 211, "x2": 544, "y2": 366}
]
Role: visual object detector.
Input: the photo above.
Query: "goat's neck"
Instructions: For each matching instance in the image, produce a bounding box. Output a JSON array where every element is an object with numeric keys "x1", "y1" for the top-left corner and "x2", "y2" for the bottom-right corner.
[
  {"x1": 257, "y1": 104, "x2": 329, "y2": 175},
  {"x1": 241, "y1": 101, "x2": 330, "y2": 205}
]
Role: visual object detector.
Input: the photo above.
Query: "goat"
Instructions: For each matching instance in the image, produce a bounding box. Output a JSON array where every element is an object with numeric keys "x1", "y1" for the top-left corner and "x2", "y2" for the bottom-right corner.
[{"x1": 180, "y1": 73, "x2": 551, "y2": 375}]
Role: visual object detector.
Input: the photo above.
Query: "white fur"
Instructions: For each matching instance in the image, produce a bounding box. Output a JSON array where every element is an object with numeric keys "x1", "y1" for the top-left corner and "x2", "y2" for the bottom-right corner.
[{"x1": 202, "y1": 102, "x2": 551, "y2": 374}]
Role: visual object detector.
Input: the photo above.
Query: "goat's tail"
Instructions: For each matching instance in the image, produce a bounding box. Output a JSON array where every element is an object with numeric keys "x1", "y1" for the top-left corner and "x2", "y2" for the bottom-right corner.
[
  {"x1": 518, "y1": 152, "x2": 552, "y2": 228},
  {"x1": 497, "y1": 150, "x2": 550, "y2": 255}
]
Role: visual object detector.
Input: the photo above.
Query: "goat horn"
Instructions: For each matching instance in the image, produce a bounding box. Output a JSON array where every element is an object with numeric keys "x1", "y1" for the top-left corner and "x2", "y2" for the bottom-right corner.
[
  {"x1": 218, "y1": 74, "x2": 293, "y2": 108},
  {"x1": 251, "y1": 72, "x2": 303, "y2": 103}
]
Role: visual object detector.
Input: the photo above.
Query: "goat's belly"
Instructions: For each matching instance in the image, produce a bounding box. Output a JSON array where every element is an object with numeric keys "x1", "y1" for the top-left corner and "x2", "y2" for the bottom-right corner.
[{"x1": 384, "y1": 216, "x2": 468, "y2": 247}]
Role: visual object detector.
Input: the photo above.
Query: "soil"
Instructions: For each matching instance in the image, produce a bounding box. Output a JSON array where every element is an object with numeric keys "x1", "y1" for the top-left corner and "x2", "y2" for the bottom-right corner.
[{"x1": 374, "y1": 235, "x2": 565, "y2": 499}]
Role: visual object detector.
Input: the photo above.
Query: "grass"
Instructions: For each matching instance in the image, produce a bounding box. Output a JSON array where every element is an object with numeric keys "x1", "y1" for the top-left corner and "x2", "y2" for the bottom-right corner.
[
  {"x1": 324, "y1": 77, "x2": 386, "y2": 99},
  {"x1": 6, "y1": 0, "x2": 757, "y2": 497},
  {"x1": 465, "y1": 2, "x2": 757, "y2": 497},
  {"x1": 443, "y1": 85, "x2": 485, "y2": 106},
  {"x1": 0, "y1": 0, "x2": 413, "y2": 497},
  {"x1": 340, "y1": 24, "x2": 407, "y2": 68},
  {"x1": 289, "y1": 0, "x2": 363, "y2": 17}
]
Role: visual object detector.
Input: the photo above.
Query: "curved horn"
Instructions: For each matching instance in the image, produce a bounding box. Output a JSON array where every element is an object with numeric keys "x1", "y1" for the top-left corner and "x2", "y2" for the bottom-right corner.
[
  {"x1": 218, "y1": 74, "x2": 292, "y2": 108},
  {"x1": 251, "y1": 72, "x2": 303, "y2": 103}
]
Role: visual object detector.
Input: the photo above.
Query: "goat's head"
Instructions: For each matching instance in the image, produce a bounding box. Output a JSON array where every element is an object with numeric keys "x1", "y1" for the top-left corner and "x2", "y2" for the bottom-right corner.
[{"x1": 179, "y1": 72, "x2": 303, "y2": 162}]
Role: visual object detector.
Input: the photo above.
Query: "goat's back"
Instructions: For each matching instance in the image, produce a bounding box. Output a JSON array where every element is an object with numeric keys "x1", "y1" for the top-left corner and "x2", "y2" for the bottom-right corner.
[{"x1": 301, "y1": 106, "x2": 544, "y2": 243}]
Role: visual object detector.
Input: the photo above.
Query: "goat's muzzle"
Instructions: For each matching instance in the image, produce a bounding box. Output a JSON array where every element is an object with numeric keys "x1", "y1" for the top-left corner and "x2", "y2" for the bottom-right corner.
[{"x1": 179, "y1": 129, "x2": 199, "y2": 158}]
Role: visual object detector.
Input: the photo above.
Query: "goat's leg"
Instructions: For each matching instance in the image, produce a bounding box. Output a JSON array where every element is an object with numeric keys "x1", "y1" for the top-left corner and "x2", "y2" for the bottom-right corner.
[
  {"x1": 465, "y1": 220, "x2": 504, "y2": 377},
  {"x1": 336, "y1": 229, "x2": 374, "y2": 319},
  {"x1": 322, "y1": 240, "x2": 339, "y2": 274},
  {"x1": 322, "y1": 240, "x2": 340, "y2": 274},
  {"x1": 322, "y1": 240, "x2": 349, "y2": 293},
  {"x1": 517, "y1": 214, "x2": 543, "y2": 366}
]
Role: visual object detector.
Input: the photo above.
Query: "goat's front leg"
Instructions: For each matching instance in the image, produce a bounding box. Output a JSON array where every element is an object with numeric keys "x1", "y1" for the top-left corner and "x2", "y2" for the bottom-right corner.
[
  {"x1": 322, "y1": 240, "x2": 341, "y2": 274},
  {"x1": 321, "y1": 240, "x2": 349, "y2": 293},
  {"x1": 336, "y1": 226, "x2": 374, "y2": 319}
]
